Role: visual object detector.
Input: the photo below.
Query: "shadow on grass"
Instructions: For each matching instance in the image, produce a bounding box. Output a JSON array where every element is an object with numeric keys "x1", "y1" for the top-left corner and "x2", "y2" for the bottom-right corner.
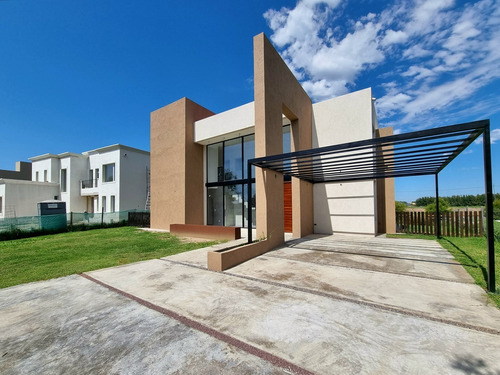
[{"x1": 441, "y1": 237, "x2": 489, "y2": 285}]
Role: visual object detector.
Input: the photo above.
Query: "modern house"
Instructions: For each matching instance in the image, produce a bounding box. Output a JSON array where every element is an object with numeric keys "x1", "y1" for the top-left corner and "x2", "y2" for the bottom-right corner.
[
  {"x1": 0, "y1": 144, "x2": 150, "y2": 219},
  {"x1": 150, "y1": 33, "x2": 395, "y2": 270}
]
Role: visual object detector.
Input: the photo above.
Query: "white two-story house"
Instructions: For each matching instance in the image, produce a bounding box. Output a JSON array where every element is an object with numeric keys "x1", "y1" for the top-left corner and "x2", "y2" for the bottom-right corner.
[{"x1": 0, "y1": 144, "x2": 150, "y2": 219}]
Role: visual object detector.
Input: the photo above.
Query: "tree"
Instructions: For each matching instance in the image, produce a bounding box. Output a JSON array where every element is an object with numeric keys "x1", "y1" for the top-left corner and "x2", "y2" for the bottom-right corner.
[
  {"x1": 425, "y1": 198, "x2": 450, "y2": 213},
  {"x1": 415, "y1": 196, "x2": 435, "y2": 206},
  {"x1": 493, "y1": 199, "x2": 500, "y2": 220},
  {"x1": 395, "y1": 201, "x2": 407, "y2": 213}
]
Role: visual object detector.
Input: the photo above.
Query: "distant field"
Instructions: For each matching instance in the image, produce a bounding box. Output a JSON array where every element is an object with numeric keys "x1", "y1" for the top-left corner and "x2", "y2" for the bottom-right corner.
[{"x1": 0, "y1": 227, "x2": 217, "y2": 289}]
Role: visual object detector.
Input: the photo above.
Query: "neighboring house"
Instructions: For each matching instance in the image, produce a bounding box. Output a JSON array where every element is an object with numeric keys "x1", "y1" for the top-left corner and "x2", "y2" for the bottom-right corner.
[
  {"x1": 0, "y1": 161, "x2": 32, "y2": 181},
  {"x1": 30, "y1": 144, "x2": 150, "y2": 214},
  {"x1": 0, "y1": 179, "x2": 59, "y2": 219},
  {"x1": 150, "y1": 33, "x2": 395, "y2": 242},
  {"x1": 0, "y1": 144, "x2": 149, "y2": 219}
]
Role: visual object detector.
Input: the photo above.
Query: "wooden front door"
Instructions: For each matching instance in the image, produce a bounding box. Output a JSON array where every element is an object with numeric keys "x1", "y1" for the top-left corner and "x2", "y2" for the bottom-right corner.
[{"x1": 284, "y1": 181, "x2": 292, "y2": 232}]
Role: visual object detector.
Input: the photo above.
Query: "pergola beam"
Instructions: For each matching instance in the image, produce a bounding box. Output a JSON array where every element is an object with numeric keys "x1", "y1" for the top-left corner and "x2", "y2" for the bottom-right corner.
[{"x1": 247, "y1": 119, "x2": 496, "y2": 292}]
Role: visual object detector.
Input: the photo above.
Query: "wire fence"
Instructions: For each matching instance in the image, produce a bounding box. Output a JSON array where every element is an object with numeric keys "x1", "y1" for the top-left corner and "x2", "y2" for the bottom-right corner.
[{"x1": 0, "y1": 210, "x2": 149, "y2": 234}]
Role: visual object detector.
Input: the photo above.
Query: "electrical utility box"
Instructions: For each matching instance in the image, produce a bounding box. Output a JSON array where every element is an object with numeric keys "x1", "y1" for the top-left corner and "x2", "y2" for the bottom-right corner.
[{"x1": 38, "y1": 200, "x2": 67, "y2": 231}]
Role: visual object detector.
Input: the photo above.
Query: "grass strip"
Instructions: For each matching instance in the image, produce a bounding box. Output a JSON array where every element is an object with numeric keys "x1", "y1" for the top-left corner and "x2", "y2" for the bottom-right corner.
[
  {"x1": 389, "y1": 223, "x2": 500, "y2": 309},
  {"x1": 0, "y1": 227, "x2": 217, "y2": 289}
]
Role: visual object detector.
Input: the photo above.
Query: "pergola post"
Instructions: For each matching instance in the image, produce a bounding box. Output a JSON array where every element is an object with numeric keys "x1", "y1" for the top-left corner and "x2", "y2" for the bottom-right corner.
[
  {"x1": 247, "y1": 160, "x2": 253, "y2": 244},
  {"x1": 482, "y1": 123, "x2": 496, "y2": 293},
  {"x1": 435, "y1": 173, "x2": 441, "y2": 238}
]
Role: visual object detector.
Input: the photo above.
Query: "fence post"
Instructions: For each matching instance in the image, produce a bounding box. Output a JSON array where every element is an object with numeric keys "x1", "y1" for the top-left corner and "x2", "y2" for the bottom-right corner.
[
  {"x1": 464, "y1": 212, "x2": 469, "y2": 237},
  {"x1": 480, "y1": 207, "x2": 485, "y2": 236},
  {"x1": 474, "y1": 211, "x2": 478, "y2": 237}
]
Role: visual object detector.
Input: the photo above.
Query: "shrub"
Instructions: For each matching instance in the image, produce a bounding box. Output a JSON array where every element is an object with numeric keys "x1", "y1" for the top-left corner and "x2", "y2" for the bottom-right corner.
[
  {"x1": 425, "y1": 198, "x2": 450, "y2": 213},
  {"x1": 395, "y1": 201, "x2": 407, "y2": 213},
  {"x1": 0, "y1": 220, "x2": 128, "y2": 241},
  {"x1": 493, "y1": 199, "x2": 500, "y2": 220}
]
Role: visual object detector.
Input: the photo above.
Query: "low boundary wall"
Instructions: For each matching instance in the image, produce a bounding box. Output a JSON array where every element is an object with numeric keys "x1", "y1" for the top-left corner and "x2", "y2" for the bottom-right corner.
[{"x1": 170, "y1": 224, "x2": 241, "y2": 241}]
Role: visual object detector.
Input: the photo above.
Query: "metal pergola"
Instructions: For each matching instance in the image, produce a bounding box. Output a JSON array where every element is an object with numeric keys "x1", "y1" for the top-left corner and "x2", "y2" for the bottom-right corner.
[{"x1": 247, "y1": 119, "x2": 496, "y2": 292}]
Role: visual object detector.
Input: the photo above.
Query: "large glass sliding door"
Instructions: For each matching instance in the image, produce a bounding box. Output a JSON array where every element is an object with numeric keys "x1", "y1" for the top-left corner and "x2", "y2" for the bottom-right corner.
[
  {"x1": 224, "y1": 185, "x2": 242, "y2": 227},
  {"x1": 207, "y1": 186, "x2": 223, "y2": 225},
  {"x1": 206, "y1": 126, "x2": 289, "y2": 228}
]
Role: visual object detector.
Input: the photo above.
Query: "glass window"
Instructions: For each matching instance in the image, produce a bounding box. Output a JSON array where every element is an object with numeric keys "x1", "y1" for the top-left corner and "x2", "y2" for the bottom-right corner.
[
  {"x1": 35, "y1": 171, "x2": 39, "y2": 182},
  {"x1": 103, "y1": 163, "x2": 115, "y2": 182},
  {"x1": 0, "y1": 196, "x2": 3, "y2": 214},
  {"x1": 282, "y1": 125, "x2": 291, "y2": 173},
  {"x1": 243, "y1": 183, "x2": 256, "y2": 228},
  {"x1": 102, "y1": 196, "x2": 106, "y2": 213},
  {"x1": 207, "y1": 143, "x2": 223, "y2": 183},
  {"x1": 224, "y1": 138, "x2": 242, "y2": 181},
  {"x1": 110, "y1": 195, "x2": 115, "y2": 213},
  {"x1": 243, "y1": 134, "x2": 255, "y2": 178},
  {"x1": 224, "y1": 184, "x2": 242, "y2": 227},
  {"x1": 283, "y1": 125, "x2": 291, "y2": 153},
  {"x1": 207, "y1": 186, "x2": 223, "y2": 225},
  {"x1": 44, "y1": 170, "x2": 48, "y2": 182},
  {"x1": 60, "y1": 169, "x2": 67, "y2": 192}
]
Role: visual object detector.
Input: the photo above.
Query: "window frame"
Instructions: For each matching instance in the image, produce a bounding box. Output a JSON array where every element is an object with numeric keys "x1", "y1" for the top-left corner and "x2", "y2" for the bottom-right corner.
[
  {"x1": 205, "y1": 125, "x2": 290, "y2": 227},
  {"x1": 103, "y1": 163, "x2": 115, "y2": 183},
  {"x1": 60, "y1": 168, "x2": 67, "y2": 192}
]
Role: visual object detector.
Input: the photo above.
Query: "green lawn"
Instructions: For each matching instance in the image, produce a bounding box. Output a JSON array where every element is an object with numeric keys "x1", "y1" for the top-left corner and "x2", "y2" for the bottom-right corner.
[
  {"x1": 0, "y1": 227, "x2": 218, "y2": 289},
  {"x1": 389, "y1": 223, "x2": 500, "y2": 308}
]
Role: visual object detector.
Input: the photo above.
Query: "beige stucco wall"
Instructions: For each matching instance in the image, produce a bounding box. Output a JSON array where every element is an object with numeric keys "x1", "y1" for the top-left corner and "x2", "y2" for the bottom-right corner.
[
  {"x1": 254, "y1": 33, "x2": 314, "y2": 247},
  {"x1": 150, "y1": 98, "x2": 214, "y2": 230},
  {"x1": 312, "y1": 88, "x2": 377, "y2": 235},
  {"x1": 376, "y1": 127, "x2": 396, "y2": 234}
]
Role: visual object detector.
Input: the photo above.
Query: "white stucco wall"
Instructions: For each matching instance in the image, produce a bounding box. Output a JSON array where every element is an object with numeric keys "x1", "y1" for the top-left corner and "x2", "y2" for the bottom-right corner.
[
  {"x1": 60, "y1": 155, "x2": 88, "y2": 212},
  {"x1": 0, "y1": 184, "x2": 5, "y2": 219},
  {"x1": 0, "y1": 179, "x2": 59, "y2": 218},
  {"x1": 88, "y1": 149, "x2": 120, "y2": 213},
  {"x1": 194, "y1": 102, "x2": 255, "y2": 144},
  {"x1": 119, "y1": 149, "x2": 150, "y2": 211},
  {"x1": 312, "y1": 88, "x2": 377, "y2": 235},
  {"x1": 31, "y1": 157, "x2": 59, "y2": 183},
  {"x1": 85, "y1": 146, "x2": 149, "y2": 213}
]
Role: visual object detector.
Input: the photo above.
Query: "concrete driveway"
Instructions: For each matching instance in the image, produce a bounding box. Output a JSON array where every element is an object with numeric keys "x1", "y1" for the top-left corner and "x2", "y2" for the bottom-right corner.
[{"x1": 1, "y1": 235, "x2": 500, "y2": 374}]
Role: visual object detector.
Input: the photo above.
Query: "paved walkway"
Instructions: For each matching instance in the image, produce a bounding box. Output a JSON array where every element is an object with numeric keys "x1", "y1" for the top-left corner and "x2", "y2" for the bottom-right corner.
[{"x1": 1, "y1": 235, "x2": 500, "y2": 374}]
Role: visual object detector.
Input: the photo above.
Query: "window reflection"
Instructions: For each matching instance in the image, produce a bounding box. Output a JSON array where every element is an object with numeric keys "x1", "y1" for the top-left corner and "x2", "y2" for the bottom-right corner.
[{"x1": 224, "y1": 138, "x2": 242, "y2": 180}]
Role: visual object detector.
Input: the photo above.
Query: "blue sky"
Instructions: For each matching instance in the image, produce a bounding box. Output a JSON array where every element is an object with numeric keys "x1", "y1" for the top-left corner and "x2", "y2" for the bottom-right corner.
[{"x1": 0, "y1": 0, "x2": 498, "y2": 202}]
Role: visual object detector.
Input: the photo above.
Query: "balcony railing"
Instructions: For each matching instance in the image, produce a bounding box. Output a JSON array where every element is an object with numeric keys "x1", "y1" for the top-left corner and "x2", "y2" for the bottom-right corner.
[{"x1": 81, "y1": 179, "x2": 98, "y2": 189}]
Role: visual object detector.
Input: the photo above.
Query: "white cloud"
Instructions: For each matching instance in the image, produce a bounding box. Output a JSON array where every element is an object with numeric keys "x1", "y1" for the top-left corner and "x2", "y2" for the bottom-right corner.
[
  {"x1": 264, "y1": 1, "x2": 385, "y2": 97},
  {"x1": 475, "y1": 128, "x2": 500, "y2": 144},
  {"x1": 382, "y1": 30, "x2": 409, "y2": 46},
  {"x1": 302, "y1": 79, "x2": 348, "y2": 101},
  {"x1": 264, "y1": 0, "x2": 500, "y2": 128},
  {"x1": 402, "y1": 45, "x2": 433, "y2": 59},
  {"x1": 401, "y1": 66, "x2": 435, "y2": 81},
  {"x1": 404, "y1": 0, "x2": 455, "y2": 36},
  {"x1": 492, "y1": 129, "x2": 500, "y2": 143},
  {"x1": 376, "y1": 93, "x2": 412, "y2": 118}
]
